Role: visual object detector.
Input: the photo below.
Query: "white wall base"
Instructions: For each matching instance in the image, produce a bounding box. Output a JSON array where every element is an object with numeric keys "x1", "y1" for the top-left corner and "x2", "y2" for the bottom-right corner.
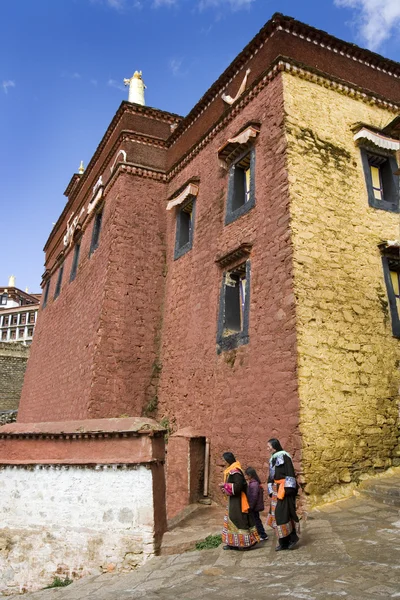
[{"x1": 0, "y1": 465, "x2": 156, "y2": 594}]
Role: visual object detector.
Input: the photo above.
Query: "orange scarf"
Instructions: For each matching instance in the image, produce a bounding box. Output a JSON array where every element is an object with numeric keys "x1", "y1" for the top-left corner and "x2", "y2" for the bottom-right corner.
[
  {"x1": 275, "y1": 478, "x2": 286, "y2": 500},
  {"x1": 223, "y1": 461, "x2": 250, "y2": 513}
]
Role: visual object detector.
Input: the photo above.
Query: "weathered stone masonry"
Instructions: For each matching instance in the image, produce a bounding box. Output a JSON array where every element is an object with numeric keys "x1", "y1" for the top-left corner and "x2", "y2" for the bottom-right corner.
[
  {"x1": 0, "y1": 342, "x2": 29, "y2": 412},
  {"x1": 283, "y1": 73, "x2": 400, "y2": 502}
]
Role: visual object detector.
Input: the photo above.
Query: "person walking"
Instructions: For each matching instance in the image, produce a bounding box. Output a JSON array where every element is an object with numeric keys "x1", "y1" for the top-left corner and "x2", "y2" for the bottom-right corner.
[
  {"x1": 220, "y1": 452, "x2": 260, "y2": 550},
  {"x1": 266, "y1": 438, "x2": 300, "y2": 551},
  {"x1": 245, "y1": 466, "x2": 268, "y2": 541}
]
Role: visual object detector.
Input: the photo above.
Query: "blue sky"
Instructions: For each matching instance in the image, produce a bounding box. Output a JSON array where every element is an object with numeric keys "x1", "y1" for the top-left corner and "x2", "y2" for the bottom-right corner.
[{"x1": 1, "y1": 0, "x2": 399, "y2": 293}]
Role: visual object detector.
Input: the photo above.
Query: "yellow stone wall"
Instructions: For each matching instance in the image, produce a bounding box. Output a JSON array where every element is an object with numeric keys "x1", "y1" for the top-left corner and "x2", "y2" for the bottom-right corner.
[{"x1": 282, "y1": 72, "x2": 400, "y2": 503}]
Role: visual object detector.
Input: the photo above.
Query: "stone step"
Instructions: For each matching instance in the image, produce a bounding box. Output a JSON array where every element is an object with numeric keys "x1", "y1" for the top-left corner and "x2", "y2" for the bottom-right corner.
[
  {"x1": 358, "y1": 473, "x2": 400, "y2": 507},
  {"x1": 160, "y1": 503, "x2": 224, "y2": 556}
]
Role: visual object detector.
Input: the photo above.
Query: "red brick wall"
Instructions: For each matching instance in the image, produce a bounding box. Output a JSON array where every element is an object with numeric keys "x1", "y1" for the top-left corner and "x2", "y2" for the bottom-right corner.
[
  {"x1": 158, "y1": 75, "x2": 301, "y2": 498},
  {"x1": 19, "y1": 170, "x2": 167, "y2": 422},
  {"x1": 87, "y1": 173, "x2": 167, "y2": 419},
  {"x1": 19, "y1": 188, "x2": 115, "y2": 422}
]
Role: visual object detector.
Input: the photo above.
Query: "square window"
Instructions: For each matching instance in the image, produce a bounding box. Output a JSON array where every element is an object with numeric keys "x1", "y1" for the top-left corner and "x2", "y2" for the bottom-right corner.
[
  {"x1": 361, "y1": 149, "x2": 399, "y2": 212},
  {"x1": 27, "y1": 327, "x2": 34, "y2": 337},
  {"x1": 1, "y1": 331, "x2": 7, "y2": 340},
  {"x1": 174, "y1": 197, "x2": 196, "y2": 259},
  {"x1": 225, "y1": 148, "x2": 255, "y2": 225},
  {"x1": 217, "y1": 260, "x2": 250, "y2": 352},
  {"x1": 90, "y1": 209, "x2": 103, "y2": 256}
]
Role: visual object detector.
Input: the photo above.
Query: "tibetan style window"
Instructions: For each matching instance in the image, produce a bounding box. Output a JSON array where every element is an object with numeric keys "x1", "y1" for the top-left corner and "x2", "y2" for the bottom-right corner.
[
  {"x1": 90, "y1": 208, "x2": 103, "y2": 256},
  {"x1": 174, "y1": 196, "x2": 196, "y2": 259},
  {"x1": 225, "y1": 148, "x2": 255, "y2": 225},
  {"x1": 54, "y1": 264, "x2": 64, "y2": 300},
  {"x1": 11, "y1": 315, "x2": 18, "y2": 325},
  {"x1": 42, "y1": 280, "x2": 50, "y2": 309},
  {"x1": 20, "y1": 314, "x2": 26, "y2": 325},
  {"x1": 381, "y1": 249, "x2": 400, "y2": 338},
  {"x1": 10, "y1": 330, "x2": 16, "y2": 340},
  {"x1": 3, "y1": 316, "x2": 9, "y2": 326},
  {"x1": 217, "y1": 260, "x2": 250, "y2": 352},
  {"x1": 18, "y1": 329, "x2": 24, "y2": 339},
  {"x1": 27, "y1": 327, "x2": 34, "y2": 337},
  {"x1": 0, "y1": 294, "x2": 7, "y2": 305},
  {"x1": 1, "y1": 332, "x2": 7, "y2": 340},
  {"x1": 70, "y1": 242, "x2": 81, "y2": 282},
  {"x1": 361, "y1": 149, "x2": 399, "y2": 212},
  {"x1": 28, "y1": 312, "x2": 35, "y2": 324}
]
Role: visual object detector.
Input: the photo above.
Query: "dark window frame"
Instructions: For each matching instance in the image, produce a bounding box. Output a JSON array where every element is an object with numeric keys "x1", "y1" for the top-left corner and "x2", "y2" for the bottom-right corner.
[
  {"x1": 53, "y1": 264, "x2": 64, "y2": 300},
  {"x1": 382, "y1": 255, "x2": 400, "y2": 338},
  {"x1": 89, "y1": 207, "x2": 104, "y2": 256},
  {"x1": 216, "y1": 260, "x2": 251, "y2": 352},
  {"x1": 42, "y1": 280, "x2": 50, "y2": 309},
  {"x1": 0, "y1": 294, "x2": 7, "y2": 305},
  {"x1": 174, "y1": 196, "x2": 196, "y2": 260},
  {"x1": 225, "y1": 147, "x2": 256, "y2": 225},
  {"x1": 70, "y1": 242, "x2": 81, "y2": 282},
  {"x1": 360, "y1": 148, "x2": 400, "y2": 213}
]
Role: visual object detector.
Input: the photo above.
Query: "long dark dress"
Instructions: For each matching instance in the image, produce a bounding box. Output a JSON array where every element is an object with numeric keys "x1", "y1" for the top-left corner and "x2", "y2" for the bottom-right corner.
[
  {"x1": 266, "y1": 453, "x2": 300, "y2": 548},
  {"x1": 222, "y1": 468, "x2": 260, "y2": 548}
]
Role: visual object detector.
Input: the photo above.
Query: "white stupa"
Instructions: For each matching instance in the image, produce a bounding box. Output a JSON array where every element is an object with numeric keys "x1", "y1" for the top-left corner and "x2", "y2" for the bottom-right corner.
[{"x1": 123, "y1": 71, "x2": 146, "y2": 106}]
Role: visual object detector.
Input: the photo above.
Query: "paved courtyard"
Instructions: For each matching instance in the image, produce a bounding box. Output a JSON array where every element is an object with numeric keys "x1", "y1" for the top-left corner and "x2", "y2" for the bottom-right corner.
[{"x1": 23, "y1": 488, "x2": 400, "y2": 600}]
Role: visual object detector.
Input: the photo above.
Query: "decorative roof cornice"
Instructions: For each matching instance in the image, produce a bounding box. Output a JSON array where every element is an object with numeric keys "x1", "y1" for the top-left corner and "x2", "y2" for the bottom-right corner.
[
  {"x1": 166, "y1": 57, "x2": 400, "y2": 182},
  {"x1": 44, "y1": 127, "x2": 169, "y2": 255},
  {"x1": 0, "y1": 417, "x2": 166, "y2": 440},
  {"x1": 167, "y1": 13, "x2": 400, "y2": 147}
]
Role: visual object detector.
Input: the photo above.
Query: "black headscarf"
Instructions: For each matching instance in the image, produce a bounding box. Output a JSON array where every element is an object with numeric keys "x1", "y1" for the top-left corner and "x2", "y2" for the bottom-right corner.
[{"x1": 222, "y1": 451, "x2": 236, "y2": 465}]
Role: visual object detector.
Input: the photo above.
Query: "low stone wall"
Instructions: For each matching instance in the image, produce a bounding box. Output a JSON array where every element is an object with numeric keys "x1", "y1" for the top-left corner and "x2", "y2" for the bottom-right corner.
[
  {"x1": 0, "y1": 417, "x2": 166, "y2": 595},
  {"x1": 0, "y1": 465, "x2": 155, "y2": 594},
  {"x1": 0, "y1": 343, "x2": 29, "y2": 412}
]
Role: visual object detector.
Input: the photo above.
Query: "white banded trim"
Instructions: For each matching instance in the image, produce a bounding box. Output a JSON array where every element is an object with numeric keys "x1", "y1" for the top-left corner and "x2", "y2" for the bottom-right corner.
[
  {"x1": 354, "y1": 128, "x2": 400, "y2": 151},
  {"x1": 166, "y1": 183, "x2": 199, "y2": 211}
]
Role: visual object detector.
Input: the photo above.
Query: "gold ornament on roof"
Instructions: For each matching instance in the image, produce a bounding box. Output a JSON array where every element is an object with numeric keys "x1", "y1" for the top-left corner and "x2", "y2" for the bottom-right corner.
[{"x1": 78, "y1": 161, "x2": 85, "y2": 175}]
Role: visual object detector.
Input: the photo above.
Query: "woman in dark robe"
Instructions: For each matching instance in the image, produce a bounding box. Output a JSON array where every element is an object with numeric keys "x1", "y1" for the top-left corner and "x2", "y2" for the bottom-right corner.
[
  {"x1": 220, "y1": 452, "x2": 260, "y2": 550},
  {"x1": 266, "y1": 438, "x2": 300, "y2": 551}
]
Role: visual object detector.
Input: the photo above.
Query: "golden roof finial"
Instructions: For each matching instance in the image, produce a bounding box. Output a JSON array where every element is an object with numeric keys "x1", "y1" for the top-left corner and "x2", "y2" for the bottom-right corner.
[{"x1": 78, "y1": 161, "x2": 85, "y2": 175}]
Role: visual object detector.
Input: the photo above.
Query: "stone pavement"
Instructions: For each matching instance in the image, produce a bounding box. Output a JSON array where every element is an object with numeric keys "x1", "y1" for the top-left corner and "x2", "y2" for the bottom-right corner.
[{"x1": 22, "y1": 487, "x2": 400, "y2": 600}]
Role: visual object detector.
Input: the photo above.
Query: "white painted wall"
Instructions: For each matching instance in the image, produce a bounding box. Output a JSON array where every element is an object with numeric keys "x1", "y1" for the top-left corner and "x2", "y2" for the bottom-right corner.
[{"x1": 0, "y1": 465, "x2": 155, "y2": 594}]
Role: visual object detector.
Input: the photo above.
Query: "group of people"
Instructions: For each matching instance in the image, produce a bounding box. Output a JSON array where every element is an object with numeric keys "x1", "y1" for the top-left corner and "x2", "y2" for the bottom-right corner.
[{"x1": 220, "y1": 438, "x2": 300, "y2": 552}]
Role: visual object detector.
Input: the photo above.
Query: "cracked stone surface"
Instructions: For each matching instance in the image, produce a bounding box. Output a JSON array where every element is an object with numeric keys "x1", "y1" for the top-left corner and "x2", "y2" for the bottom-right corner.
[{"x1": 21, "y1": 493, "x2": 400, "y2": 599}]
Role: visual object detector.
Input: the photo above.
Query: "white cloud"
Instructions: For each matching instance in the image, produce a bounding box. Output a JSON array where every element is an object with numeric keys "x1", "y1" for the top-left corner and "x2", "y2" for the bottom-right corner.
[
  {"x1": 108, "y1": 78, "x2": 125, "y2": 91},
  {"x1": 107, "y1": 0, "x2": 125, "y2": 8},
  {"x1": 335, "y1": 0, "x2": 400, "y2": 51},
  {"x1": 153, "y1": 0, "x2": 177, "y2": 6},
  {"x1": 98, "y1": 0, "x2": 254, "y2": 10},
  {"x1": 61, "y1": 71, "x2": 82, "y2": 80},
  {"x1": 2, "y1": 80, "x2": 15, "y2": 94},
  {"x1": 169, "y1": 58, "x2": 183, "y2": 76},
  {"x1": 198, "y1": 0, "x2": 255, "y2": 10}
]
